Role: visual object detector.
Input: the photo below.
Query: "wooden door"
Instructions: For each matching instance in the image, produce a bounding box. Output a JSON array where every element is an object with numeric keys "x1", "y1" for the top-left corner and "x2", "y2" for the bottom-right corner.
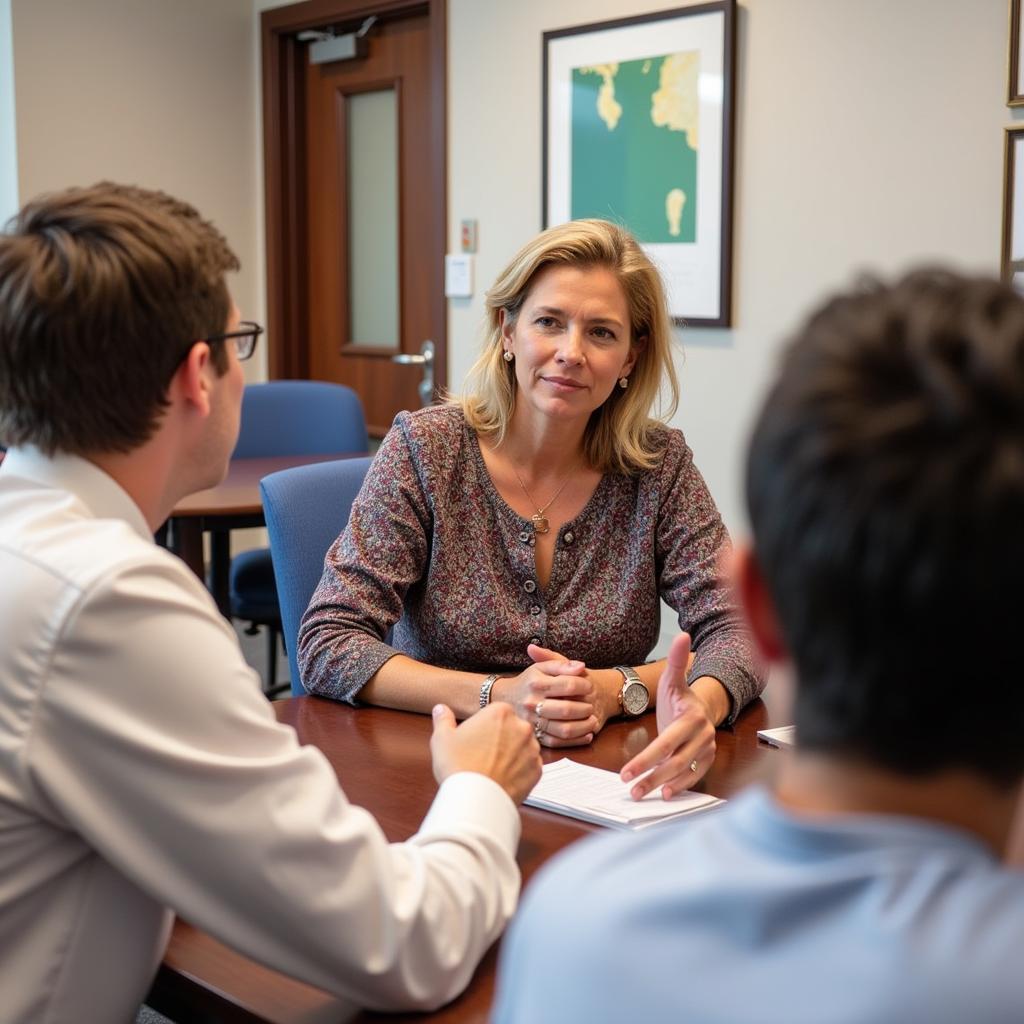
[{"x1": 262, "y1": 1, "x2": 446, "y2": 438}]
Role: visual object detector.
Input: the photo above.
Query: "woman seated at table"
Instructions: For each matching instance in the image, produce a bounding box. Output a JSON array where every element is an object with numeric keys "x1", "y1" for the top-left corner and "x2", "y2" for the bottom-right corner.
[{"x1": 298, "y1": 219, "x2": 763, "y2": 790}]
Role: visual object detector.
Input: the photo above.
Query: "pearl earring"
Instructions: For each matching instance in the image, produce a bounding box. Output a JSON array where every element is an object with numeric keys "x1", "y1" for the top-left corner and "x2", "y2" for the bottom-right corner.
[
  {"x1": 618, "y1": 376, "x2": 629, "y2": 389},
  {"x1": 503, "y1": 350, "x2": 514, "y2": 363}
]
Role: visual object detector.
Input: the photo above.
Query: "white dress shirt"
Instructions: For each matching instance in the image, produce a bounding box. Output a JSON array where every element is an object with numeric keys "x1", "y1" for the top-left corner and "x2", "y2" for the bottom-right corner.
[{"x1": 0, "y1": 448, "x2": 521, "y2": 1024}]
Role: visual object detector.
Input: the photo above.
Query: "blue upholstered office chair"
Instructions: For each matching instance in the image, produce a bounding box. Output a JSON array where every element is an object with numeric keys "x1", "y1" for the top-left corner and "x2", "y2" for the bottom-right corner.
[
  {"x1": 229, "y1": 382, "x2": 368, "y2": 695},
  {"x1": 260, "y1": 457, "x2": 373, "y2": 696},
  {"x1": 230, "y1": 381, "x2": 368, "y2": 460}
]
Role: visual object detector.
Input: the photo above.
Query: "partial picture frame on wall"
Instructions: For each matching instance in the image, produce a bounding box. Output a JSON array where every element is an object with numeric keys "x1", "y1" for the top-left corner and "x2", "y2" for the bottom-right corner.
[
  {"x1": 1010, "y1": 0, "x2": 1024, "y2": 105},
  {"x1": 542, "y1": 1, "x2": 736, "y2": 327},
  {"x1": 1001, "y1": 126, "x2": 1024, "y2": 289}
]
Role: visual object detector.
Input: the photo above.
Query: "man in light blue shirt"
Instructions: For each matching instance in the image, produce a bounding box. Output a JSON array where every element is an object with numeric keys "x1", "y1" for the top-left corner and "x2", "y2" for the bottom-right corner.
[{"x1": 493, "y1": 269, "x2": 1024, "y2": 1024}]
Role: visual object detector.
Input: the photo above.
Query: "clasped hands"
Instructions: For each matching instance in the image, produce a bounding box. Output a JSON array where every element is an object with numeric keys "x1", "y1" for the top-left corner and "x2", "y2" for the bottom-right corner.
[{"x1": 497, "y1": 634, "x2": 717, "y2": 798}]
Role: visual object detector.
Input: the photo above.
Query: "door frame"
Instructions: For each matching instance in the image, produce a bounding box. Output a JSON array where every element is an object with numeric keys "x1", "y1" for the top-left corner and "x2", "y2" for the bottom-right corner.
[{"x1": 260, "y1": 0, "x2": 447, "y2": 392}]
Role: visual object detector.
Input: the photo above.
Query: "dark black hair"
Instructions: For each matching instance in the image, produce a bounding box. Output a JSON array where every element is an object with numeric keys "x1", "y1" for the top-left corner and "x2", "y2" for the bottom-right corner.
[{"x1": 746, "y1": 269, "x2": 1024, "y2": 786}]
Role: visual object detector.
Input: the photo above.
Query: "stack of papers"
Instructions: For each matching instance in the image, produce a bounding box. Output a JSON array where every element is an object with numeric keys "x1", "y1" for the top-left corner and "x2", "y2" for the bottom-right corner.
[
  {"x1": 524, "y1": 758, "x2": 724, "y2": 831},
  {"x1": 757, "y1": 725, "x2": 796, "y2": 749}
]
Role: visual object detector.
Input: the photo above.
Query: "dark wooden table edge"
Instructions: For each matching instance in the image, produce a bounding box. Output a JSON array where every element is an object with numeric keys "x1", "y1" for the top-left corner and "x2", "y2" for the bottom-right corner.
[
  {"x1": 148, "y1": 961, "x2": 269, "y2": 1024},
  {"x1": 145, "y1": 693, "x2": 781, "y2": 1024}
]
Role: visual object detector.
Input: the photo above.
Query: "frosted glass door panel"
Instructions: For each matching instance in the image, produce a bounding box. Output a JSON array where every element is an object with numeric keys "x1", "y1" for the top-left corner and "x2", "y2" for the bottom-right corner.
[{"x1": 347, "y1": 88, "x2": 398, "y2": 347}]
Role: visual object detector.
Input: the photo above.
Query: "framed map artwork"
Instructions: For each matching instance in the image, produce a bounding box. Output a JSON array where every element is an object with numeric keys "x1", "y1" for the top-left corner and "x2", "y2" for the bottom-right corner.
[
  {"x1": 543, "y1": 2, "x2": 736, "y2": 327},
  {"x1": 1001, "y1": 126, "x2": 1024, "y2": 290},
  {"x1": 1010, "y1": 0, "x2": 1024, "y2": 106}
]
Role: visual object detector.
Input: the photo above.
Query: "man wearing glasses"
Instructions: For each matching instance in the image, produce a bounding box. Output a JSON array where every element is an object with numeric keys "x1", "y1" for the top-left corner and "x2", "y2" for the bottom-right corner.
[{"x1": 0, "y1": 182, "x2": 541, "y2": 1023}]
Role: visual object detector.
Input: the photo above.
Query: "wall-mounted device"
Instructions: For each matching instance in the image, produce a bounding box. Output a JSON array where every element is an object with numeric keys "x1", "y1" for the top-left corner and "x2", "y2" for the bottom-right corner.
[{"x1": 298, "y1": 16, "x2": 377, "y2": 65}]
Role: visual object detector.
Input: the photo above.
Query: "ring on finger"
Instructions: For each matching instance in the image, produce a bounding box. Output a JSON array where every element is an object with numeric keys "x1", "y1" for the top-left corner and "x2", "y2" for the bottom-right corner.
[
  {"x1": 689, "y1": 759, "x2": 699, "y2": 773},
  {"x1": 534, "y1": 720, "x2": 545, "y2": 740},
  {"x1": 535, "y1": 701, "x2": 545, "y2": 720}
]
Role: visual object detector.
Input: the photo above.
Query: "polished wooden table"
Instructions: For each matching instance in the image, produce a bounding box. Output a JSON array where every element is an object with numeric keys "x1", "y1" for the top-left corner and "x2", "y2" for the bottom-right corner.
[
  {"x1": 166, "y1": 453, "x2": 360, "y2": 615},
  {"x1": 147, "y1": 694, "x2": 784, "y2": 1024}
]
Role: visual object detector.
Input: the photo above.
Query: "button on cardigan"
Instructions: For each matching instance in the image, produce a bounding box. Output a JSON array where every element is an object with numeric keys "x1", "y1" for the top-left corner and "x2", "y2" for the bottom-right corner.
[{"x1": 298, "y1": 405, "x2": 764, "y2": 720}]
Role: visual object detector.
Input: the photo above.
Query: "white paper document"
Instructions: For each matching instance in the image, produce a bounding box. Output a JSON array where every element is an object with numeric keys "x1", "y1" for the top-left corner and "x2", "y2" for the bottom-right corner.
[
  {"x1": 524, "y1": 758, "x2": 724, "y2": 831},
  {"x1": 757, "y1": 725, "x2": 796, "y2": 749}
]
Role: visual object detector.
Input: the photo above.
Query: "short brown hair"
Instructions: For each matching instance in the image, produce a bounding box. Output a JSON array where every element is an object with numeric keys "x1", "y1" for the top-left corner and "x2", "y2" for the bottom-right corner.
[
  {"x1": 0, "y1": 182, "x2": 239, "y2": 455},
  {"x1": 460, "y1": 219, "x2": 679, "y2": 475}
]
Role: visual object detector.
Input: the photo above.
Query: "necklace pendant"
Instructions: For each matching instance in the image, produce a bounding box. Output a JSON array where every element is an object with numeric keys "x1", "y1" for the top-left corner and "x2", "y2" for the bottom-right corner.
[{"x1": 531, "y1": 514, "x2": 550, "y2": 535}]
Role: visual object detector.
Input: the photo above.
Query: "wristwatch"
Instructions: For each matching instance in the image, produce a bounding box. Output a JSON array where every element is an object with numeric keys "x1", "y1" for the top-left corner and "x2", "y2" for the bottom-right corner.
[{"x1": 614, "y1": 665, "x2": 650, "y2": 717}]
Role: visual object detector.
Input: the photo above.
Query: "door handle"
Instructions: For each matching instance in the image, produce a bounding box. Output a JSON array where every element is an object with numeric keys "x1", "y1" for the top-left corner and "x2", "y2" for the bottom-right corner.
[{"x1": 392, "y1": 339, "x2": 435, "y2": 407}]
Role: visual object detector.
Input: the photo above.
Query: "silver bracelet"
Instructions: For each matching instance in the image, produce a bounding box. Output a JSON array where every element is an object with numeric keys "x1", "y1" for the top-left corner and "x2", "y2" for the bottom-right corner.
[{"x1": 479, "y1": 673, "x2": 499, "y2": 708}]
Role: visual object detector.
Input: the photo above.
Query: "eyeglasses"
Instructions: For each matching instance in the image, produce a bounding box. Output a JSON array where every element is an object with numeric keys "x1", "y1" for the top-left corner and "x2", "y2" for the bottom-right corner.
[{"x1": 203, "y1": 321, "x2": 264, "y2": 361}]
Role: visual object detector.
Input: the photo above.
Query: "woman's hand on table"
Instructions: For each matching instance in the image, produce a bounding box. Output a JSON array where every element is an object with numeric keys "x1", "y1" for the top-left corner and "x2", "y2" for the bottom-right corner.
[
  {"x1": 494, "y1": 648, "x2": 598, "y2": 747},
  {"x1": 620, "y1": 633, "x2": 718, "y2": 800},
  {"x1": 519, "y1": 644, "x2": 623, "y2": 746}
]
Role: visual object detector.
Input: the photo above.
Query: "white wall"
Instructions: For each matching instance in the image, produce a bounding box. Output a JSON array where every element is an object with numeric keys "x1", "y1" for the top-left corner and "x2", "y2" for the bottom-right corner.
[
  {"x1": 5, "y1": 0, "x2": 1014, "y2": 587},
  {"x1": 13, "y1": 0, "x2": 1005, "y2": 522},
  {"x1": 448, "y1": 0, "x2": 1008, "y2": 537},
  {"x1": 10, "y1": 0, "x2": 265, "y2": 379},
  {"x1": 0, "y1": 0, "x2": 18, "y2": 225}
]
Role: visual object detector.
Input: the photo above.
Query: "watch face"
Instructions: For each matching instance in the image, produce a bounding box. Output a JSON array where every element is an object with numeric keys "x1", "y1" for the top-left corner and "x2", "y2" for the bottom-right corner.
[{"x1": 622, "y1": 681, "x2": 649, "y2": 716}]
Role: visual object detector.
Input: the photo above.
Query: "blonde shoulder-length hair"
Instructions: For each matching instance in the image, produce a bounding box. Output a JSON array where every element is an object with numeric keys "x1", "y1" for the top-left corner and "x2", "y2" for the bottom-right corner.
[{"x1": 459, "y1": 219, "x2": 680, "y2": 476}]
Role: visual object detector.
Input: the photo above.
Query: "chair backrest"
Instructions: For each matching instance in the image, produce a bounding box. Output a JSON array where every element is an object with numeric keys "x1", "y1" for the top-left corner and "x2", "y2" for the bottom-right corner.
[
  {"x1": 233, "y1": 381, "x2": 368, "y2": 458},
  {"x1": 261, "y1": 456, "x2": 373, "y2": 695}
]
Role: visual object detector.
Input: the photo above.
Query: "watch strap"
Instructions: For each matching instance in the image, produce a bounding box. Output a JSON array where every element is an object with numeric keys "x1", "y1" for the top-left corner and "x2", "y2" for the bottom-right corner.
[
  {"x1": 613, "y1": 665, "x2": 645, "y2": 715},
  {"x1": 614, "y1": 665, "x2": 642, "y2": 686}
]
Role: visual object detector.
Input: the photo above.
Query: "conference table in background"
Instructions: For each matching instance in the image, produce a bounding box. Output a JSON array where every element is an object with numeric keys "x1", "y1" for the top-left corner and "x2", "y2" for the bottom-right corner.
[
  {"x1": 147, "y1": 692, "x2": 785, "y2": 1024},
  {"x1": 166, "y1": 453, "x2": 362, "y2": 616}
]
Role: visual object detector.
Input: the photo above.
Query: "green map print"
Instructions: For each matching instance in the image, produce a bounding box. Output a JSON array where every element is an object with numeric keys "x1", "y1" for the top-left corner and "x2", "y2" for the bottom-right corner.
[{"x1": 571, "y1": 53, "x2": 699, "y2": 244}]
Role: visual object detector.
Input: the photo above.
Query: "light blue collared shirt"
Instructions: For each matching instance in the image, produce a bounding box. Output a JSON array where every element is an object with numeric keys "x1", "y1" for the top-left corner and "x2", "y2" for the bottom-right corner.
[{"x1": 493, "y1": 786, "x2": 1024, "y2": 1023}]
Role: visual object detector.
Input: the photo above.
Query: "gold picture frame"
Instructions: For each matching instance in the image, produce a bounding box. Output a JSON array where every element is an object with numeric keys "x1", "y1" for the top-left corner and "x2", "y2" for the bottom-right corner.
[{"x1": 1009, "y1": 0, "x2": 1024, "y2": 105}]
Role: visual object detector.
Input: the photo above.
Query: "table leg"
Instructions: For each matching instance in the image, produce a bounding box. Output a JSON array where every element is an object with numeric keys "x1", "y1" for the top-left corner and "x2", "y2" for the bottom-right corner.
[
  {"x1": 169, "y1": 517, "x2": 205, "y2": 583},
  {"x1": 209, "y1": 530, "x2": 232, "y2": 619}
]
